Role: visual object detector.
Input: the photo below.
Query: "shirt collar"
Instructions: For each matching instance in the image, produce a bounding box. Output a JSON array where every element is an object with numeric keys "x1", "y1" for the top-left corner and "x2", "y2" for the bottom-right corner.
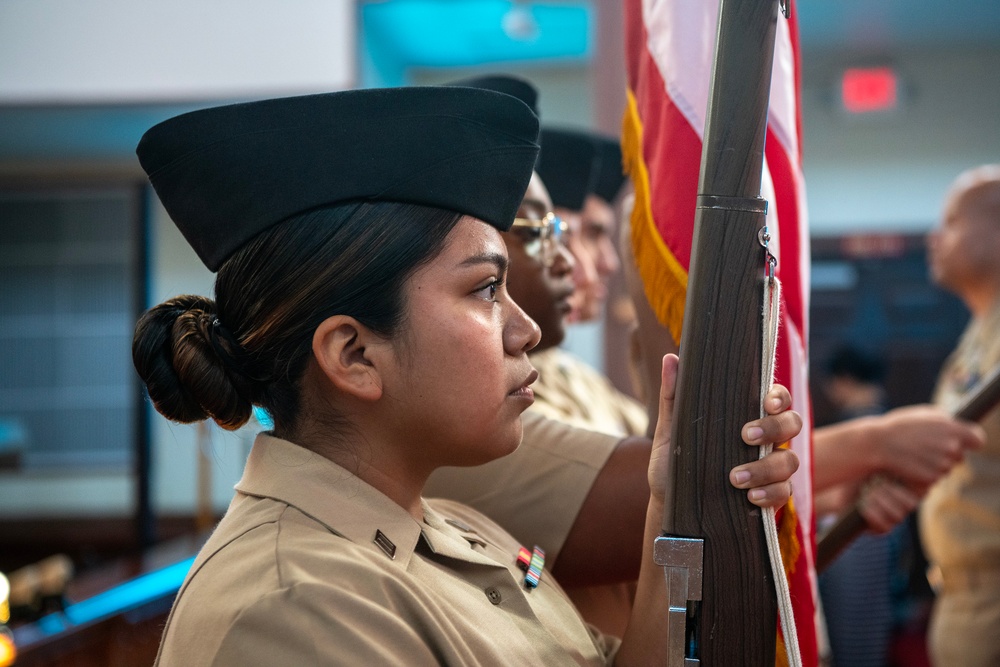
[
  {"x1": 235, "y1": 433, "x2": 424, "y2": 567},
  {"x1": 420, "y1": 501, "x2": 503, "y2": 567}
]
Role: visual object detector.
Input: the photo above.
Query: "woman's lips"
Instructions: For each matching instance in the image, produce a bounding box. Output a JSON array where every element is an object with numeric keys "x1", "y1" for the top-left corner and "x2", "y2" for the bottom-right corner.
[
  {"x1": 508, "y1": 385, "x2": 535, "y2": 401},
  {"x1": 508, "y1": 369, "x2": 539, "y2": 399}
]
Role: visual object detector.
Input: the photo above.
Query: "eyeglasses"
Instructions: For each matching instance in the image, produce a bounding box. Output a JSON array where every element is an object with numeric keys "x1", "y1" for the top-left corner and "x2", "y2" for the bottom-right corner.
[{"x1": 510, "y1": 212, "x2": 567, "y2": 268}]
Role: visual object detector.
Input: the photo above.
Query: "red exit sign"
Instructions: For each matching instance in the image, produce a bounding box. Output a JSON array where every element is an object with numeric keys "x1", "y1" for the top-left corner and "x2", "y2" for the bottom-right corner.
[{"x1": 841, "y1": 66, "x2": 899, "y2": 114}]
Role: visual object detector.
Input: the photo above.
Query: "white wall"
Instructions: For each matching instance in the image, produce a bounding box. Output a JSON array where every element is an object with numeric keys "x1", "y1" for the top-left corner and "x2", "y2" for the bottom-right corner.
[
  {"x1": 802, "y1": 47, "x2": 1000, "y2": 236},
  {"x1": 0, "y1": 0, "x2": 355, "y2": 104}
]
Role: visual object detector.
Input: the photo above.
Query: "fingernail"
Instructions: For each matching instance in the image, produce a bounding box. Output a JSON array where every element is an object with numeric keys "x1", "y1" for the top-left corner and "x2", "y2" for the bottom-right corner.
[
  {"x1": 746, "y1": 426, "x2": 764, "y2": 441},
  {"x1": 749, "y1": 489, "x2": 766, "y2": 502},
  {"x1": 769, "y1": 397, "x2": 783, "y2": 410},
  {"x1": 733, "y1": 470, "x2": 751, "y2": 485}
]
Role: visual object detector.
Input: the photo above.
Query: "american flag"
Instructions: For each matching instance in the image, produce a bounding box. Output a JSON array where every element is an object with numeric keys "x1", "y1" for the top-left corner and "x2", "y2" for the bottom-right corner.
[{"x1": 622, "y1": 1, "x2": 817, "y2": 664}]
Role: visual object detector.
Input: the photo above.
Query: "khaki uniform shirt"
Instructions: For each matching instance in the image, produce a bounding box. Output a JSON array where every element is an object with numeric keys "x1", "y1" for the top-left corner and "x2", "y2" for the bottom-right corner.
[
  {"x1": 529, "y1": 349, "x2": 647, "y2": 439},
  {"x1": 425, "y1": 411, "x2": 620, "y2": 565},
  {"x1": 920, "y1": 299, "x2": 1000, "y2": 571},
  {"x1": 428, "y1": 359, "x2": 646, "y2": 639},
  {"x1": 155, "y1": 435, "x2": 619, "y2": 666},
  {"x1": 530, "y1": 349, "x2": 647, "y2": 637}
]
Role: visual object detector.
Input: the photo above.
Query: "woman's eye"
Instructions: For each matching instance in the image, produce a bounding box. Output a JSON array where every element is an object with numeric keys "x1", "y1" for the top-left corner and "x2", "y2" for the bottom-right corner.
[{"x1": 474, "y1": 279, "x2": 500, "y2": 302}]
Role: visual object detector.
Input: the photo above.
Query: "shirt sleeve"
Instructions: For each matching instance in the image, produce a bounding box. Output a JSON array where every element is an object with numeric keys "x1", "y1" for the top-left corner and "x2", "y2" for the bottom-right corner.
[
  {"x1": 424, "y1": 412, "x2": 619, "y2": 565},
  {"x1": 212, "y1": 583, "x2": 443, "y2": 666}
]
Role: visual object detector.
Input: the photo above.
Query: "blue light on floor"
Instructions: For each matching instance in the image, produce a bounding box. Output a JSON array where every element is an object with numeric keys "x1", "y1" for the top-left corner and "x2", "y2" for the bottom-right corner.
[
  {"x1": 19, "y1": 556, "x2": 194, "y2": 641},
  {"x1": 62, "y1": 557, "x2": 194, "y2": 627}
]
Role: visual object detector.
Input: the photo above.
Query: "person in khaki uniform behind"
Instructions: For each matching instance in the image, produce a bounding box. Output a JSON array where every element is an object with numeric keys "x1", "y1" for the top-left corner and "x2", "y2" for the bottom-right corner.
[
  {"x1": 530, "y1": 128, "x2": 648, "y2": 439},
  {"x1": 131, "y1": 86, "x2": 802, "y2": 665},
  {"x1": 920, "y1": 164, "x2": 1000, "y2": 667}
]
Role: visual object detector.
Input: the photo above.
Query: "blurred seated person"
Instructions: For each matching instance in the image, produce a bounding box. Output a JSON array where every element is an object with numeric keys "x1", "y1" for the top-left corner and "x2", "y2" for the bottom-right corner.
[{"x1": 823, "y1": 345, "x2": 887, "y2": 419}]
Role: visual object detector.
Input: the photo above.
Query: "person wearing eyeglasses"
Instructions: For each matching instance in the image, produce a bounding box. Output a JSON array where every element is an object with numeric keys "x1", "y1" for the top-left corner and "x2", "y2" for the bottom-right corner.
[
  {"x1": 530, "y1": 127, "x2": 647, "y2": 441},
  {"x1": 506, "y1": 177, "x2": 574, "y2": 352}
]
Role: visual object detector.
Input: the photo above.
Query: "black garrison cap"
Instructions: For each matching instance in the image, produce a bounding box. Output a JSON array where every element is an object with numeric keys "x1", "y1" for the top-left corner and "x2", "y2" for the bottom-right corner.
[
  {"x1": 446, "y1": 74, "x2": 540, "y2": 118},
  {"x1": 136, "y1": 87, "x2": 540, "y2": 271},
  {"x1": 590, "y1": 134, "x2": 626, "y2": 204},
  {"x1": 536, "y1": 127, "x2": 597, "y2": 212}
]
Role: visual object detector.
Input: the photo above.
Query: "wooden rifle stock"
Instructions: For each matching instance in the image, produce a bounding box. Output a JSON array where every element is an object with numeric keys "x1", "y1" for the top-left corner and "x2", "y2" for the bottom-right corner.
[
  {"x1": 658, "y1": 0, "x2": 783, "y2": 663},
  {"x1": 816, "y1": 365, "x2": 1000, "y2": 572}
]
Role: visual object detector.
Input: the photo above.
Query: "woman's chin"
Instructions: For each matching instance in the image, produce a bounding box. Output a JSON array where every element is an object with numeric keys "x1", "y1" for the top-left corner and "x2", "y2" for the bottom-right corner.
[
  {"x1": 437, "y1": 421, "x2": 522, "y2": 469},
  {"x1": 480, "y1": 424, "x2": 523, "y2": 464}
]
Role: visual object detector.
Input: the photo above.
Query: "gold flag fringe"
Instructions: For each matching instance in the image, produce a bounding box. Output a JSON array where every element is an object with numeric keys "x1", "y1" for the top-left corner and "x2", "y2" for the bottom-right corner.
[
  {"x1": 777, "y1": 443, "x2": 802, "y2": 573},
  {"x1": 621, "y1": 88, "x2": 689, "y2": 345},
  {"x1": 776, "y1": 632, "x2": 790, "y2": 667},
  {"x1": 776, "y1": 442, "x2": 802, "y2": 666}
]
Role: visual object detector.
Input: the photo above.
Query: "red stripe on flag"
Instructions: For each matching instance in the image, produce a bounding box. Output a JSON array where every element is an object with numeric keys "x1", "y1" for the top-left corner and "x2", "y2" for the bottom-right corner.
[
  {"x1": 624, "y1": 3, "x2": 702, "y2": 339},
  {"x1": 636, "y1": 79, "x2": 701, "y2": 276},
  {"x1": 765, "y1": 130, "x2": 806, "y2": 340}
]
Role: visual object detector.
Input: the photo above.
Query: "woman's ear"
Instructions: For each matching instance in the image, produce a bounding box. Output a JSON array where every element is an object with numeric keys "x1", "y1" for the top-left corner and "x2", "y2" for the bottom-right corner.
[{"x1": 312, "y1": 315, "x2": 388, "y2": 401}]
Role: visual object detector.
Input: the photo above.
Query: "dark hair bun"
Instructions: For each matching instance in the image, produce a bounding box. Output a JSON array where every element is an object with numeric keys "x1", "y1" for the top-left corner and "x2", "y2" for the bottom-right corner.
[{"x1": 133, "y1": 295, "x2": 253, "y2": 430}]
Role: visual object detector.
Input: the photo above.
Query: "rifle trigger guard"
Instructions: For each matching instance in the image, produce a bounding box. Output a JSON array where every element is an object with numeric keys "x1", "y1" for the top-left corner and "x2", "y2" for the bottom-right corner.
[{"x1": 654, "y1": 536, "x2": 704, "y2": 666}]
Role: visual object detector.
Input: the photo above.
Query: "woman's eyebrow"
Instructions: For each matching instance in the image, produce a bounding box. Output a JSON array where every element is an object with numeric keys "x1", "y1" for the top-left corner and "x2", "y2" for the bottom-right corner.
[{"x1": 458, "y1": 251, "x2": 509, "y2": 275}]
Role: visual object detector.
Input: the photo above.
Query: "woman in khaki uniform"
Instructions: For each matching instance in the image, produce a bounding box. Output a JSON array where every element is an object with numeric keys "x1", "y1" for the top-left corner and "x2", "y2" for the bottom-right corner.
[{"x1": 132, "y1": 86, "x2": 801, "y2": 665}]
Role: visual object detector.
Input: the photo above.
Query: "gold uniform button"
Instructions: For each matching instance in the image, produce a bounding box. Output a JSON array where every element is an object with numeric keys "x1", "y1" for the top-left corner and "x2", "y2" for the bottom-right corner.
[{"x1": 485, "y1": 586, "x2": 502, "y2": 605}]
